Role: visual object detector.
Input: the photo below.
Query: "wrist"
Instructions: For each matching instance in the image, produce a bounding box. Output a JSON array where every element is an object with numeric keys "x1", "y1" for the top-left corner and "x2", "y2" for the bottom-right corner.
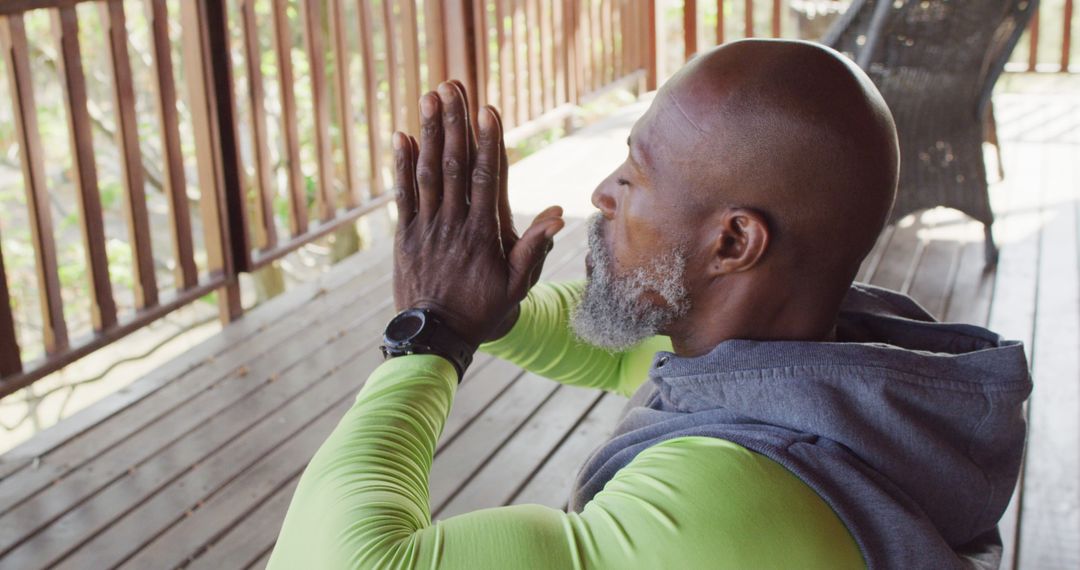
[
  {"x1": 486, "y1": 304, "x2": 521, "y2": 344},
  {"x1": 381, "y1": 308, "x2": 477, "y2": 382}
]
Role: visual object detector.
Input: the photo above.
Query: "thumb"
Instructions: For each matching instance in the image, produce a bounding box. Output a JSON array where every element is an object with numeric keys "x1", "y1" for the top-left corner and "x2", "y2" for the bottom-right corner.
[{"x1": 508, "y1": 215, "x2": 564, "y2": 298}]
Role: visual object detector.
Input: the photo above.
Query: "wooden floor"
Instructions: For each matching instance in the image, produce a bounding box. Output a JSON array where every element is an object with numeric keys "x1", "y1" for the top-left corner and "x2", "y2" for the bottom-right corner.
[{"x1": 0, "y1": 85, "x2": 1076, "y2": 569}]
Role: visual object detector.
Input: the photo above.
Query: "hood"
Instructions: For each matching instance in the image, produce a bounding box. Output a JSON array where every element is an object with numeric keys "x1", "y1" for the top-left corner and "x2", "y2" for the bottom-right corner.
[{"x1": 646, "y1": 282, "x2": 1032, "y2": 552}]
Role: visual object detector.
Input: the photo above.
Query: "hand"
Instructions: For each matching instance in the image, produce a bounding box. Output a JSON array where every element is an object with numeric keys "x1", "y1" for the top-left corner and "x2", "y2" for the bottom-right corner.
[{"x1": 391, "y1": 80, "x2": 564, "y2": 349}]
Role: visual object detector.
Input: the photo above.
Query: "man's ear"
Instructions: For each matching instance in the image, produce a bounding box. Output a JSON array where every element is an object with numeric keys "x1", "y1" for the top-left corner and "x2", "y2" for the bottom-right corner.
[{"x1": 706, "y1": 207, "x2": 770, "y2": 276}]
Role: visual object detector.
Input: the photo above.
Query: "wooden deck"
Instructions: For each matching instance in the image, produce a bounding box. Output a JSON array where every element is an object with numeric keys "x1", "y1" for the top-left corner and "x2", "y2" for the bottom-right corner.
[{"x1": 0, "y1": 85, "x2": 1077, "y2": 569}]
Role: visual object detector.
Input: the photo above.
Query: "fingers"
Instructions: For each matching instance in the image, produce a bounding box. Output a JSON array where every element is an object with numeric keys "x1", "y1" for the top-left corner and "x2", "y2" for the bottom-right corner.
[
  {"x1": 490, "y1": 106, "x2": 517, "y2": 249},
  {"x1": 448, "y1": 79, "x2": 477, "y2": 162},
  {"x1": 392, "y1": 131, "x2": 417, "y2": 230},
  {"x1": 469, "y1": 106, "x2": 501, "y2": 223},
  {"x1": 507, "y1": 208, "x2": 565, "y2": 297},
  {"x1": 416, "y1": 92, "x2": 443, "y2": 222},
  {"x1": 438, "y1": 82, "x2": 471, "y2": 219}
]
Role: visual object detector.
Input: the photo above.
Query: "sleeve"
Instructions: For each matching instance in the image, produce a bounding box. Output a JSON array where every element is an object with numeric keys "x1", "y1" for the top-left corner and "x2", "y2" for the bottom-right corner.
[
  {"x1": 478, "y1": 281, "x2": 673, "y2": 397},
  {"x1": 266, "y1": 356, "x2": 865, "y2": 570}
]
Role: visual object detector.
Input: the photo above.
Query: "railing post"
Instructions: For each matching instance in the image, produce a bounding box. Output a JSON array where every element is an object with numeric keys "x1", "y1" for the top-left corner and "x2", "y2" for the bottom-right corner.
[
  {"x1": 180, "y1": 0, "x2": 245, "y2": 321},
  {"x1": 717, "y1": 0, "x2": 725, "y2": 44},
  {"x1": 684, "y1": 0, "x2": 697, "y2": 60},
  {"x1": 1063, "y1": 0, "x2": 1073, "y2": 72},
  {"x1": 646, "y1": 0, "x2": 659, "y2": 90},
  {"x1": 0, "y1": 234, "x2": 21, "y2": 377},
  {"x1": 443, "y1": 0, "x2": 480, "y2": 119},
  {"x1": 1027, "y1": 6, "x2": 1040, "y2": 72}
]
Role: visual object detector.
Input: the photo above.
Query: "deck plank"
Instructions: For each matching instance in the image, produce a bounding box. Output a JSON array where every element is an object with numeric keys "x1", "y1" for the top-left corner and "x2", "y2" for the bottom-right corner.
[
  {"x1": 942, "y1": 241, "x2": 994, "y2": 326},
  {"x1": 114, "y1": 395, "x2": 359, "y2": 570},
  {"x1": 905, "y1": 237, "x2": 962, "y2": 319},
  {"x1": 5, "y1": 296, "x2": 402, "y2": 567},
  {"x1": 0, "y1": 241, "x2": 393, "y2": 481},
  {"x1": 866, "y1": 217, "x2": 922, "y2": 292},
  {"x1": 187, "y1": 477, "x2": 300, "y2": 570},
  {"x1": 510, "y1": 391, "x2": 629, "y2": 509},
  {"x1": 436, "y1": 383, "x2": 605, "y2": 517},
  {"x1": 988, "y1": 139, "x2": 1046, "y2": 569},
  {"x1": 1015, "y1": 141, "x2": 1080, "y2": 569},
  {"x1": 428, "y1": 373, "x2": 561, "y2": 514}
]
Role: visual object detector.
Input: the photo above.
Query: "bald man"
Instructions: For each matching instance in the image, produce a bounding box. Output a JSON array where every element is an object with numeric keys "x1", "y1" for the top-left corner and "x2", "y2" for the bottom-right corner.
[{"x1": 269, "y1": 40, "x2": 1030, "y2": 569}]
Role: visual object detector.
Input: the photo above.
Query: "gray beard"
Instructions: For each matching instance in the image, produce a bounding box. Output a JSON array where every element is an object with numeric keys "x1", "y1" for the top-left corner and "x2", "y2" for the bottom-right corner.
[{"x1": 570, "y1": 213, "x2": 692, "y2": 351}]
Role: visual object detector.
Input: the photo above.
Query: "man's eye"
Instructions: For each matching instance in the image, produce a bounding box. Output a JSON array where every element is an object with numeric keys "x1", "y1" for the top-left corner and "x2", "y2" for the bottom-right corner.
[{"x1": 616, "y1": 178, "x2": 630, "y2": 187}]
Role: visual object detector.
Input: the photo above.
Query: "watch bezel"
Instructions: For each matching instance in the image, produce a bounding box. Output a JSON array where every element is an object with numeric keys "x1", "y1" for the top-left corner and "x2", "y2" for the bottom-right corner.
[{"x1": 384, "y1": 308, "x2": 428, "y2": 347}]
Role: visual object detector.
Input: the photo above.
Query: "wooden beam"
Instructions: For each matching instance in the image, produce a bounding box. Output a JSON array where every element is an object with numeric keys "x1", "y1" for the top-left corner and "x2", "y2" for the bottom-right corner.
[
  {"x1": 444, "y1": 0, "x2": 480, "y2": 119},
  {"x1": 357, "y1": 0, "x2": 385, "y2": 198},
  {"x1": 472, "y1": 0, "x2": 490, "y2": 109},
  {"x1": 381, "y1": 0, "x2": 402, "y2": 130},
  {"x1": 237, "y1": 0, "x2": 279, "y2": 248},
  {"x1": 495, "y1": 0, "x2": 515, "y2": 122},
  {"x1": 101, "y1": 0, "x2": 158, "y2": 310},
  {"x1": 771, "y1": 0, "x2": 781, "y2": 37},
  {"x1": 52, "y1": 5, "x2": 117, "y2": 332},
  {"x1": 645, "y1": 0, "x2": 658, "y2": 89},
  {"x1": 0, "y1": 0, "x2": 96, "y2": 16},
  {"x1": 1063, "y1": 0, "x2": 1074, "y2": 72},
  {"x1": 179, "y1": 0, "x2": 243, "y2": 321},
  {"x1": 0, "y1": 13, "x2": 68, "y2": 353},
  {"x1": 527, "y1": 0, "x2": 542, "y2": 115},
  {"x1": 1028, "y1": 6, "x2": 1040, "y2": 72},
  {"x1": 512, "y1": 0, "x2": 526, "y2": 124},
  {"x1": 300, "y1": 0, "x2": 336, "y2": 221},
  {"x1": 330, "y1": 0, "x2": 360, "y2": 208},
  {"x1": 540, "y1": 0, "x2": 555, "y2": 110},
  {"x1": 716, "y1": 0, "x2": 725, "y2": 44},
  {"x1": 744, "y1": 0, "x2": 753, "y2": 37},
  {"x1": 271, "y1": 0, "x2": 308, "y2": 236},
  {"x1": 684, "y1": 0, "x2": 697, "y2": 60},
  {"x1": 0, "y1": 230, "x2": 22, "y2": 377},
  {"x1": 143, "y1": 0, "x2": 198, "y2": 289},
  {"x1": 424, "y1": 0, "x2": 447, "y2": 87},
  {"x1": 563, "y1": 0, "x2": 578, "y2": 105},
  {"x1": 589, "y1": 0, "x2": 601, "y2": 91},
  {"x1": 399, "y1": 0, "x2": 422, "y2": 133}
]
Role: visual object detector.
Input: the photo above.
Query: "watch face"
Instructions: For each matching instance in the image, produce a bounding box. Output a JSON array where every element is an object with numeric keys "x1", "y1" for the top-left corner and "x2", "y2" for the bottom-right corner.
[{"x1": 387, "y1": 310, "x2": 426, "y2": 343}]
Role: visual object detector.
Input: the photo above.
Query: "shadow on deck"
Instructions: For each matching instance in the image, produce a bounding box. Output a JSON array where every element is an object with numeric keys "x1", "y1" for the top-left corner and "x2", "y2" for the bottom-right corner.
[{"x1": 0, "y1": 85, "x2": 1077, "y2": 569}]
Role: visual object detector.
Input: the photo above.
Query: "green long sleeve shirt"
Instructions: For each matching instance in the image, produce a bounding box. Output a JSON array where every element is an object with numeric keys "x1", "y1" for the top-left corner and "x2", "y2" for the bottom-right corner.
[{"x1": 267, "y1": 281, "x2": 864, "y2": 569}]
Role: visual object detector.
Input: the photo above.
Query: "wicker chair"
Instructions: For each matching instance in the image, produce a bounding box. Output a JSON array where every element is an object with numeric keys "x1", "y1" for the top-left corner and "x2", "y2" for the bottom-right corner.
[{"x1": 822, "y1": 0, "x2": 1038, "y2": 266}]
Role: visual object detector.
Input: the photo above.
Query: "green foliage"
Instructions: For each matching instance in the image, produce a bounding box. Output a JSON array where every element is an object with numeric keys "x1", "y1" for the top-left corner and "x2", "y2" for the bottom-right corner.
[
  {"x1": 199, "y1": 290, "x2": 218, "y2": 307},
  {"x1": 99, "y1": 182, "x2": 121, "y2": 211}
]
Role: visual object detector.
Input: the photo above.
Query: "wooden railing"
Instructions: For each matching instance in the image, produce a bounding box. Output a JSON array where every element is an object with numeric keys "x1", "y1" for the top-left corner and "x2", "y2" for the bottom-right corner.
[
  {"x1": 0, "y1": 0, "x2": 651, "y2": 397},
  {"x1": 0, "y1": 1, "x2": 237, "y2": 396},
  {"x1": 0, "y1": 0, "x2": 1075, "y2": 398}
]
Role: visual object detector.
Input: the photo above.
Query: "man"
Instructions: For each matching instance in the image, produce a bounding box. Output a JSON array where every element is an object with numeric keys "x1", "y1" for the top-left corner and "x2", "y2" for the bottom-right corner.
[{"x1": 268, "y1": 40, "x2": 1030, "y2": 569}]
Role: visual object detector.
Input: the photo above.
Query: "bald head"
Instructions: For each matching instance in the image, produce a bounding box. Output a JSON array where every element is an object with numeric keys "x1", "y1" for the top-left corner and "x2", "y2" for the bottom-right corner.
[
  {"x1": 582, "y1": 39, "x2": 900, "y2": 352},
  {"x1": 647, "y1": 39, "x2": 899, "y2": 282}
]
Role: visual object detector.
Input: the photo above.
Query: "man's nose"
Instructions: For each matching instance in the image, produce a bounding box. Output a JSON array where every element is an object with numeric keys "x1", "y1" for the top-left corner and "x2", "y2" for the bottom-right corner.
[{"x1": 591, "y1": 177, "x2": 617, "y2": 218}]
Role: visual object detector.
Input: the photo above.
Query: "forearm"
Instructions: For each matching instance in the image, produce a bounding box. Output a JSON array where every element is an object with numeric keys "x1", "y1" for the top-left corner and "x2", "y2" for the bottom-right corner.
[
  {"x1": 480, "y1": 281, "x2": 671, "y2": 396},
  {"x1": 268, "y1": 355, "x2": 863, "y2": 568}
]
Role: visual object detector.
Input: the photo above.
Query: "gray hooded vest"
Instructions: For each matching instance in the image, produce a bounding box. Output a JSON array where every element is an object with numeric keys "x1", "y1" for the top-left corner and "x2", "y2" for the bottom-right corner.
[{"x1": 568, "y1": 283, "x2": 1031, "y2": 569}]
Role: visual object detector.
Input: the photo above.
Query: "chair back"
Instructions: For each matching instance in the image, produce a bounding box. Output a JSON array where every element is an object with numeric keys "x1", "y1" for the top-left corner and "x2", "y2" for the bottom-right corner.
[{"x1": 822, "y1": 0, "x2": 1038, "y2": 117}]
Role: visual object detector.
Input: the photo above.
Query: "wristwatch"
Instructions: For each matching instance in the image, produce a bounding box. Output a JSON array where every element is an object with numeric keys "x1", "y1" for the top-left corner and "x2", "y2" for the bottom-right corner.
[{"x1": 380, "y1": 308, "x2": 475, "y2": 382}]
